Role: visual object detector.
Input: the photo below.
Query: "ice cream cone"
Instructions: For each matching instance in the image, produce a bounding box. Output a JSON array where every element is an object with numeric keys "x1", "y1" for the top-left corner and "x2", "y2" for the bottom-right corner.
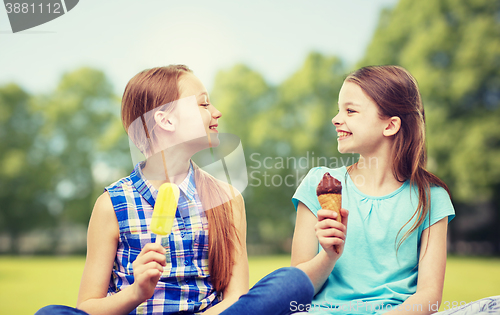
[
  {"x1": 316, "y1": 172, "x2": 342, "y2": 254},
  {"x1": 318, "y1": 193, "x2": 342, "y2": 223}
]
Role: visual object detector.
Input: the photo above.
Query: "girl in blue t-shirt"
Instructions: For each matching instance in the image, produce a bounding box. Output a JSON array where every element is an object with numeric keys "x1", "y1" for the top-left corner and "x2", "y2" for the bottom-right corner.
[{"x1": 291, "y1": 65, "x2": 456, "y2": 314}]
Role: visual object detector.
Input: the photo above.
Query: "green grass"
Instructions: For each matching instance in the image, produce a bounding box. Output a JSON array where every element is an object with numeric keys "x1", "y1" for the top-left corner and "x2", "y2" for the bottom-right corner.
[
  {"x1": 441, "y1": 256, "x2": 500, "y2": 307},
  {"x1": 0, "y1": 256, "x2": 84, "y2": 315},
  {"x1": 0, "y1": 256, "x2": 498, "y2": 314}
]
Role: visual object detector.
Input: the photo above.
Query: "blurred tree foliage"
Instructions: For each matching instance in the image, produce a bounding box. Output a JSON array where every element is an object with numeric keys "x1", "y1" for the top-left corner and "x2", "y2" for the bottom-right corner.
[
  {"x1": 0, "y1": 84, "x2": 53, "y2": 252},
  {"x1": 211, "y1": 54, "x2": 350, "y2": 251},
  {"x1": 35, "y1": 68, "x2": 132, "y2": 224},
  {"x1": 0, "y1": 68, "x2": 129, "y2": 253},
  {"x1": 2, "y1": 0, "x2": 499, "y2": 254}
]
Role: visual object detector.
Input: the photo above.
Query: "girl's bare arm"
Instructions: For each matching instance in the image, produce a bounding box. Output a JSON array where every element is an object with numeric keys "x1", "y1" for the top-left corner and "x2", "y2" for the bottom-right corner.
[
  {"x1": 385, "y1": 217, "x2": 448, "y2": 315},
  {"x1": 291, "y1": 202, "x2": 348, "y2": 294},
  {"x1": 77, "y1": 193, "x2": 166, "y2": 315}
]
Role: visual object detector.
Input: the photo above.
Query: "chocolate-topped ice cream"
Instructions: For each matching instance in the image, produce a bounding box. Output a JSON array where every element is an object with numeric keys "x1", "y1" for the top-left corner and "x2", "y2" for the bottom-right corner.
[
  {"x1": 316, "y1": 172, "x2": 343, "y2": 254},
  {"x1": 316, "y1": 173, "x2": 342, "y2": 195}
]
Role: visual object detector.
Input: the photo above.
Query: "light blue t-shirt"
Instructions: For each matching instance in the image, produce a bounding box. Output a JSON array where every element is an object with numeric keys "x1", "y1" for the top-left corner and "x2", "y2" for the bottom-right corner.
[{"x1": 292, "y1": 166, "x2": 455, "y2": 314}]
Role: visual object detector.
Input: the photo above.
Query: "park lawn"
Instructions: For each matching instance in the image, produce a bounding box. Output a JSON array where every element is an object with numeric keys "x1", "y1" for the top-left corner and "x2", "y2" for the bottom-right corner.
[
  {"x1": 0, "y1": 256, "x2": 498, "y2": 314},
  {"x1": 441, "y1": 256, "x2": 500, "y2": 308}
]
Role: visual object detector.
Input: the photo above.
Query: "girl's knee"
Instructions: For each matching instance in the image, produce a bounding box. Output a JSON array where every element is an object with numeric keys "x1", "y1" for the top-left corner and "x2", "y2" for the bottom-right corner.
[
  {"x1": 274, "y1": 267, "x2": 310, "y2": 282},
  {"x1": 273, "y1": 267, "x2": 314, "y2": 302},
  {"x1": 35, "y1": 305, "x2": 89, "y2": 315},
  {"x1": 35, "y1": 305, "x2": 61, "y2": 315}
]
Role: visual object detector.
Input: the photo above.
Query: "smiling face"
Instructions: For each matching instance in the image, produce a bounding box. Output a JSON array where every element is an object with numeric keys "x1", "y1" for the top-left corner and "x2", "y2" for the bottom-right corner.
[
  {"x1": 332, "y1": 81, "x2": 392, "y2": 156},
  {"x1": 177, "y1": 73, "x2": 222, "y2": 147}
]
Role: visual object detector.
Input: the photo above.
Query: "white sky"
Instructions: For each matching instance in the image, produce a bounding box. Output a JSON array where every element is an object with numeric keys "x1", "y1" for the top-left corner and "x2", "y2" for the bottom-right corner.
[{"x1": 0, "y1": 0, "x2": 398, "y2": 95}]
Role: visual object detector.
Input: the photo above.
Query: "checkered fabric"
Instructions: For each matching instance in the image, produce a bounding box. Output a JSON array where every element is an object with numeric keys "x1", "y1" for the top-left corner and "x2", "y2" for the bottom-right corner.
[{"x1": 105, "y1": 162, "x2": 218, "y2": 314}]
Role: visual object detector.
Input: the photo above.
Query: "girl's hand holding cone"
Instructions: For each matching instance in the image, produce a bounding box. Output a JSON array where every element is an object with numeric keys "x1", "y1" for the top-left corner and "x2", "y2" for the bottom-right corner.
[
  {"x1": 316, "y1": 172, "x2": 345, "y2": 255},
  {"x1": 315, "y1": 208, "x2": 349, "y2": 258}
]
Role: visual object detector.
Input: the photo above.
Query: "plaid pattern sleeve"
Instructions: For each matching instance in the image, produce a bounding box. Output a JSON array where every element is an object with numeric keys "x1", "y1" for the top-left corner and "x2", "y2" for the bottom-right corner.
[{"x1": 105, "y1": 162, "x2": 219, "y2": 315}]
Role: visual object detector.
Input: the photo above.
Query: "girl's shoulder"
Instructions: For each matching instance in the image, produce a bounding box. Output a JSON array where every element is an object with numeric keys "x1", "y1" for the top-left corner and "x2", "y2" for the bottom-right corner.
[
  {"x1": 104, "y1": 168, "x2": 137, "y2": 193},
  {"x1": 408, "y1": 183, "x2": 451, "y2": 203},
  {"x1": 429, "y1": 184, "x2": 454, "y2": 209},
  {"x1": 422, "y1": 184, "x2": 455, "y2": 226},
  {"x1": 429, "y1": 184, "x2": 450, "y2": 196},
  {"x1": 105, "y1": 176, "x2": 134, "y2": 193}
]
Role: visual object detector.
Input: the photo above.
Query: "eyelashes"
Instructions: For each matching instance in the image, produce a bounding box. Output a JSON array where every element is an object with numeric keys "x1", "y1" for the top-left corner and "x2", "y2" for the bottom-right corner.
[{"x1": 336, "y1": 107, "x2": 356, "y2": 114}]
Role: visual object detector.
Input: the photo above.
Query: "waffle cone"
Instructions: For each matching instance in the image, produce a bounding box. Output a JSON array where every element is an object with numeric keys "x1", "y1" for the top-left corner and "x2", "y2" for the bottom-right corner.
[
  {"x1": 318, "y1": 193, "x2": 342, "y2": 223},
  {"x1": 317, "y1": 193, "x2": 342, "y2": 254}
]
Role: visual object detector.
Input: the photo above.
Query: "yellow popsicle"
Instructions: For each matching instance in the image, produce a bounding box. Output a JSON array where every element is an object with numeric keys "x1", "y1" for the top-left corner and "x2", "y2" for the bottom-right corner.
[{"x1": 151, "y1": 183, "x2": 180, "y2": 241}]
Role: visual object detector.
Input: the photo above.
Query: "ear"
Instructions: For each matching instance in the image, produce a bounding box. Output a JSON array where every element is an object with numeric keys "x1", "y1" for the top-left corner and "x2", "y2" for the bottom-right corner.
[
  {"x1": 154, "y1": 110, "x2": 175, "y2": 132},
  {"x1": 383, "y1": 116, "x2": 401, "y2": 137}
]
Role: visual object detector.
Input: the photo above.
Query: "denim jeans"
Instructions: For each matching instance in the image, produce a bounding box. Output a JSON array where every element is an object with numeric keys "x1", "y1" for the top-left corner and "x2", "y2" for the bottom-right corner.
[
  {"x1": 35, "y1": 267, "x2": 314, "y2": 315},
  {"x1": 220, "y1": 267, "x2": 314, "y2": 315}
]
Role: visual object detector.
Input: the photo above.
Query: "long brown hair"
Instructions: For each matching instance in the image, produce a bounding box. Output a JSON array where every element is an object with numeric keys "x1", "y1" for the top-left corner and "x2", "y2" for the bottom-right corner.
[
  {"x1": 121, "y1": 65, "x2": 239, "y2": 293},
  {"x1": 345, "y1": 65, "x2": 450, "y2": 250}
]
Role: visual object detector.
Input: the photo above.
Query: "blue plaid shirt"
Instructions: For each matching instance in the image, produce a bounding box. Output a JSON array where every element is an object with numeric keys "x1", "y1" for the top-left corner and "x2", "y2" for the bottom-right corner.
[{"x1": 105, "y1": 162, "x2": 218, "y2": 314}]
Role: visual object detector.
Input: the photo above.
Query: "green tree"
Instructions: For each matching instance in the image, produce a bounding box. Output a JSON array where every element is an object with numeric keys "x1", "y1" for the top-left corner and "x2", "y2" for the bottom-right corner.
[
  {"x1": 34, "y1": 67, "x2": 127, "y2": 226},
  {"x1": 210, "y1": 64, "x2": 276, "y2": 248},
  {"x1": 0, "y1": 84, "x2": 53, "y2": 253},
  {"x1": 211, "y1": 64, "x2": 272, "y2": 148},
  {"x1": 271, "y1": 52, "x2": 346, "y2": 157},
  {"x1": 210, "y1": 53, "x2": 348, "y2": 252},
  {"x1": 0, "y1": 68, "x2": 130, "y2": 253}
]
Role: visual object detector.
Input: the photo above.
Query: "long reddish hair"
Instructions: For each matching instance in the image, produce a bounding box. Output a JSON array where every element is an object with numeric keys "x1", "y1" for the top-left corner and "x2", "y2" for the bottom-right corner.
[
  {"x1": 346, "y1": 65, "x2": 450, "y2": 250},
  {"x1": 121, "y1": 65, "x2": 239, "y2": 293}
]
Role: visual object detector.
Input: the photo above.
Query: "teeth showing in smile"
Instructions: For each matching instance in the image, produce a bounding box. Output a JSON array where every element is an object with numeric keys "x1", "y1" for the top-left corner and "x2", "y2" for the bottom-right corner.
[
  {"x1": 209, "y1": 126, "x2": 217, "y2": 130},
  {"x1": 337, "y1": 131, "x2": 351, "y2": 138}
]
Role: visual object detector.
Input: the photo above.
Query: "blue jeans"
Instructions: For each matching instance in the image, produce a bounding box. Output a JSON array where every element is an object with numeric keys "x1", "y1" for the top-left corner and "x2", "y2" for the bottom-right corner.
[{"x1": 35, "y1": 267, "x2": 314, "y2": 315}]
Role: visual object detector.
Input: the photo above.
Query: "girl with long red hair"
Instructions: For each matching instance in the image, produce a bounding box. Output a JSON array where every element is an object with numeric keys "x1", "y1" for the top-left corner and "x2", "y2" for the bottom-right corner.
[{"x1": 36, "y1": 65, "x2": 313, "y2": 315}]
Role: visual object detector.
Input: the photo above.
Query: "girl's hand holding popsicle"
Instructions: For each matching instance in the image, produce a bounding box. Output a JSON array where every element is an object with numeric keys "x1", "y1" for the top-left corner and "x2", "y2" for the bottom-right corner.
[
  {"x1": 131, "y1": 183, "x2": 180, "y2": 302},
  {"x1": 131, "y1": 243, "x2": 166, "y2": 302}
]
